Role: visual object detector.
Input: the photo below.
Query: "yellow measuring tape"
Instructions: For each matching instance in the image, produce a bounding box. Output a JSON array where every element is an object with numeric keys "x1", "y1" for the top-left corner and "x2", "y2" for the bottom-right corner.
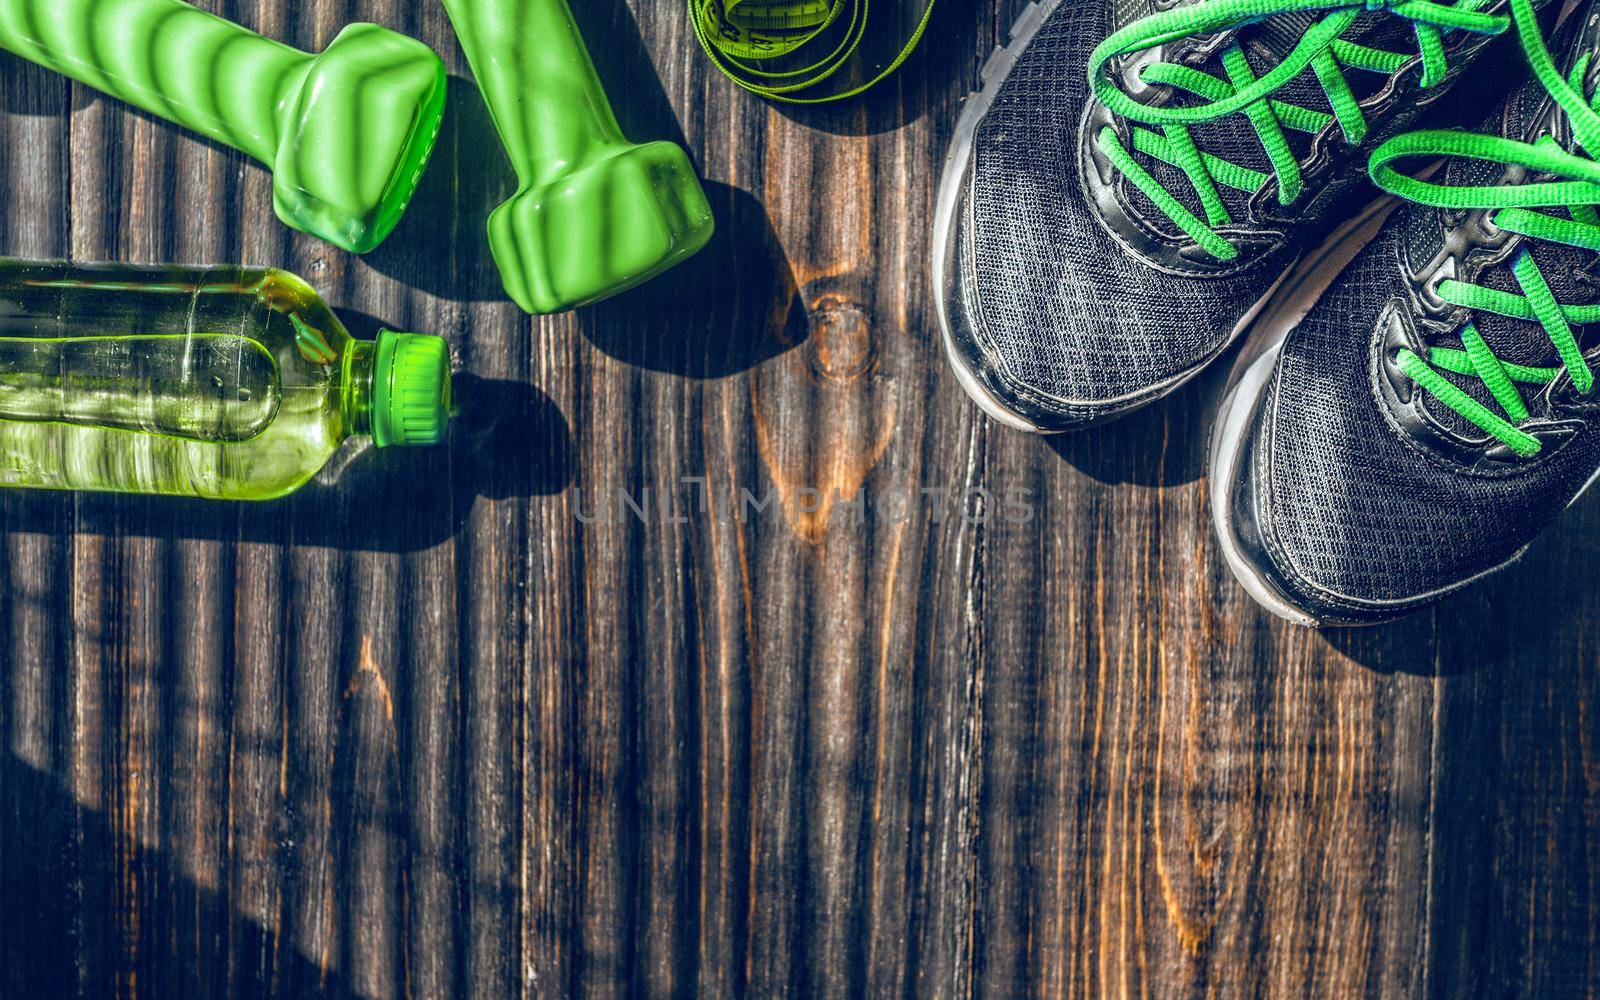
[{"x1": 689, "y1": 0, "x2": 937, "y2": 103}]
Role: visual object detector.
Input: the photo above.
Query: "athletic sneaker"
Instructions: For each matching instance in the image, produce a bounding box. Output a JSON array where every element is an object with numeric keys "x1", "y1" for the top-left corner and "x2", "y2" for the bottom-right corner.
[
  {"x1": 934, "y1": 0, "x2": 1527, "y2": 430},
  {"x1": 1212, "y1": 0, "x2": 1600, "y2": 625}
]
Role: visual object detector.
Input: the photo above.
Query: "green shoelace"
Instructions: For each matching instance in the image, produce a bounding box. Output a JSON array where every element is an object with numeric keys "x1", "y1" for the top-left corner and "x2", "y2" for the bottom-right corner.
[
  {"x1": 1086, "y1": 0, "x2": 1509, "y2": 261},
  {"x1": 689, "y1": 0, "x2": 937, "y2": 103},
  {"x1": 1370, "y1": 0, "x2": 1600, "y2": 457}
]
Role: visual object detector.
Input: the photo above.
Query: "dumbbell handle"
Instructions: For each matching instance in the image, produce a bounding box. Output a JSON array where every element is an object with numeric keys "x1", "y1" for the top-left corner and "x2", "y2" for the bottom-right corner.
[
  {"x1": 442, "y1": 0, "x2": 625, "y2": 189},
  {"x1": 0, "y1": 0, "x2": 307, "y2": 166}
]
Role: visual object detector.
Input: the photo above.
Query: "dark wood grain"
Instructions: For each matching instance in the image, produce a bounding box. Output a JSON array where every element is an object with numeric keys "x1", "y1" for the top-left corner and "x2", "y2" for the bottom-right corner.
[{"x1": 0, "y1": 0, "x2": 1596, "y2": 996}]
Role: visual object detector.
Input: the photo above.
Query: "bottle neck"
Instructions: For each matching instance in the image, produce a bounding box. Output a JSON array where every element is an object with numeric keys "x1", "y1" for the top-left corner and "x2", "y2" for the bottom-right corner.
[{"x1": 341, "y1": 340, "x2": 377, "y2": 439}]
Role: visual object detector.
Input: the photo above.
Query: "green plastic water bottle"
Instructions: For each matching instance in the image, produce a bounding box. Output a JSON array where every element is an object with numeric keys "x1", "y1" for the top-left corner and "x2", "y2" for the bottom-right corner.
[{"x1": 0, "y1": 260, "x2": 452, "y2": 500}]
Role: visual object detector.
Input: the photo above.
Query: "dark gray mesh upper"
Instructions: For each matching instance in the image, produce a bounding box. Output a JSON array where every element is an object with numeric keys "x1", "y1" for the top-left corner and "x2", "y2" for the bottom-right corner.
[
  {"x1": 1259, "y1": 222, "x2": 1600, "y2": 602},
  {"x1": 961, "y1": 0, "x2": 1521, "y2": 406},
  {"x1": 964, "y1": 3, "x2": 1288, "y2": 402}
]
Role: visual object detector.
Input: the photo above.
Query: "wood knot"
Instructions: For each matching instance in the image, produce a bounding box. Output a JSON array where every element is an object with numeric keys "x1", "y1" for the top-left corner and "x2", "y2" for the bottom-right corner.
[{"x1": 805, "y1": 293, "x2": 875, "y2": 384}]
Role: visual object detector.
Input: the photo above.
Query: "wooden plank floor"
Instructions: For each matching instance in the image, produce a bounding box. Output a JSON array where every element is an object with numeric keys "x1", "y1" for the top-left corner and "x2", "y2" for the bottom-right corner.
[{"x1": 0, "y1": 1, "x2": 1596, "y2": 996}]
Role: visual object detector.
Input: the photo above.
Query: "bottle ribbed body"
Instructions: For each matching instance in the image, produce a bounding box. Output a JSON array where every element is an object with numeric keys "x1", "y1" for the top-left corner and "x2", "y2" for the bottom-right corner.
[{"x1": 0, "y1": 260, "x2": 359, "y2": 500}]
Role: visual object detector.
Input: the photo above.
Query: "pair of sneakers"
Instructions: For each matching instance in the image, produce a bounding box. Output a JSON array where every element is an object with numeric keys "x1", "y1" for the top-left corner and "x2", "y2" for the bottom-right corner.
[{"x1": 936, "y1": 0, "x2": 1600, "y2": 625}]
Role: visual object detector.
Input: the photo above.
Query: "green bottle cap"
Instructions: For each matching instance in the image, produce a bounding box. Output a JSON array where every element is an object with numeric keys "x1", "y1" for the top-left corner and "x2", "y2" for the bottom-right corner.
[{"x1": 372, "y1": 331, "x2": 452, "y2": 448}]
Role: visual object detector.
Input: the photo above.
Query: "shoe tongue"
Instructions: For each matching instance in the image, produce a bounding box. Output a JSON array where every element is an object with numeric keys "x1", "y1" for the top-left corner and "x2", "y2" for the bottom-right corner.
[
  {"x1": 1243, "y1": 9, "x2": 1322, "y2": 59},
  {"x1": 1119, "y1": 11, "x2": 1425, "y2": 231},
  {"x1": 1245, "y1": 9, "x2": 1418, "y2": 61}
]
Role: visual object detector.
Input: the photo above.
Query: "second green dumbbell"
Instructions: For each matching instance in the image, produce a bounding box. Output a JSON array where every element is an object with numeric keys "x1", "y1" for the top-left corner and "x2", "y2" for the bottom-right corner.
[
  {"x1": 443, "y1": 0, "x2": 715, "y2": 315},
  {"x1": 0, "y1": 0, "x2": 447, "y2": 254}
]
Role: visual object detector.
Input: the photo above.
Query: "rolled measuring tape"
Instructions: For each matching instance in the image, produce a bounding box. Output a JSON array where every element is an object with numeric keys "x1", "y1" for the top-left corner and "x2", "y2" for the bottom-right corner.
[{"x1": 689, "y1": 0, "x2": 937, "y2": 103}]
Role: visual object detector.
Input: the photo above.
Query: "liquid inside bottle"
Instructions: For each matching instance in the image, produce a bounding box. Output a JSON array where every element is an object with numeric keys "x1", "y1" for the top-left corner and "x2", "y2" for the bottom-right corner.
[{"x1": 0, "y1": 260, "x2": 451, "y2": 500}]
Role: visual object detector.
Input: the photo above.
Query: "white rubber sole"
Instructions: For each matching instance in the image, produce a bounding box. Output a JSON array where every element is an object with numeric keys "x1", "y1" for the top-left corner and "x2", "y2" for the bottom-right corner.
[
  {"x1": 1207, "y1": 316, "x2": 1319, "y2": 627},
  {"x1": 932, "y1": 0, "x2": 1060, "y2": 433}
]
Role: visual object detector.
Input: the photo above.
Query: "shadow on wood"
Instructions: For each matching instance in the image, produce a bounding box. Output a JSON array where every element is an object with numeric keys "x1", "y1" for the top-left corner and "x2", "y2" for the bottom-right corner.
[
  {"x1": 576, "y1": 181, "x2": 806, "y2": 378},
  {"x1": 360, "y1": 74, "x2": 519, "y2": 304},
  {"x1": 1319, "y1": 482, "x2": 1600, "y2": 674},
  {"x1": 0, "y1": 51, "x2": 70, "y2": 117},
  {"x1": 0, "y1": 752, "x2": 360, "y2": 997},
  {"x1": 1042, "y1": 359, "x2": 1221, "y2": 487}
]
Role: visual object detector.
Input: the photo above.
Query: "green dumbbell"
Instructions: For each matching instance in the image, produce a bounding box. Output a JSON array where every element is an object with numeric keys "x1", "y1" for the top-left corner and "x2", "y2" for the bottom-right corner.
[
  {"x1": 0, "y1": 0, "x2": 447, "y2": 254},
  {"x1": 442, "y1": 0, "x2": 715, "y2": 315}
]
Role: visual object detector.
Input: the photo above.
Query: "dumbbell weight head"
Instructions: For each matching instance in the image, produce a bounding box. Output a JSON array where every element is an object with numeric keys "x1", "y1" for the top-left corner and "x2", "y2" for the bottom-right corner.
[
  {"x1": 273, "y1": 23, "x2": 448, "y2": 254},
  {"x1": 487, "y1": 139, "x2": 714, "y2": 315},
  {"x1": 441, "y1": 0, "x2": 715, "y2": 314}
]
